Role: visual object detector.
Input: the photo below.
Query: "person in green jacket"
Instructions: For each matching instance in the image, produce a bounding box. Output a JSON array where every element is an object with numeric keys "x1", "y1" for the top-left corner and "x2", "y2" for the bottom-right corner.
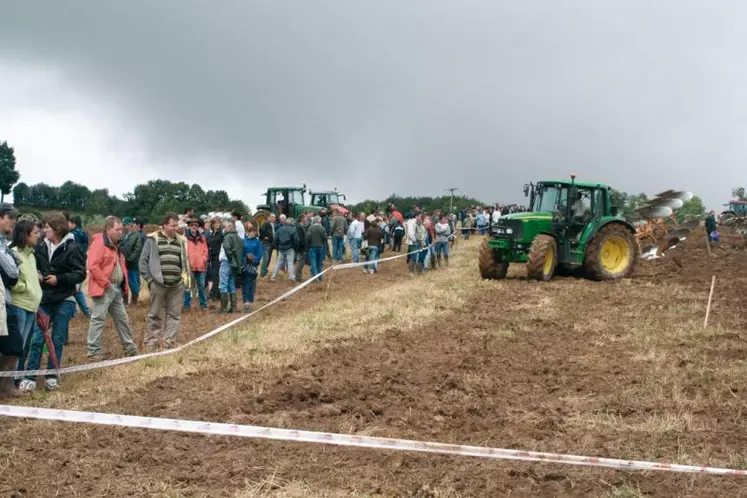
[
  {"x1": 218, "y1": 220, "x2": 244, "y2": 313},
  {"x1": 9, "y1": 219, "x2": 43, "y2": 377}
]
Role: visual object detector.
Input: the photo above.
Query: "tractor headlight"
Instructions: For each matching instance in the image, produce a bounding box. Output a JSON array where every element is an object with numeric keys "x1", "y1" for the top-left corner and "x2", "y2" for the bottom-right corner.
[{"x1": 506, "y1": 228, "x2": 513, "y2": 234}]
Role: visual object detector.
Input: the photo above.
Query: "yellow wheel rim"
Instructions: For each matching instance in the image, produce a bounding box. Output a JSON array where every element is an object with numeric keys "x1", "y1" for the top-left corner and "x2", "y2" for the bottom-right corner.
[
  {"x1": 601, "y1": 236, "x2": 630, "y2": 273},
  {"x1": 254, "y1": 213, "x2": 268, "y2": 228},
  {"x1": 543, "y1": 244, "x2": 555, "y2": 275}
]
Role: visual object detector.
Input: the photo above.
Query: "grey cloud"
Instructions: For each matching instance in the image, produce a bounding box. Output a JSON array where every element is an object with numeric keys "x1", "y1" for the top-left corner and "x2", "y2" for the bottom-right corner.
[{"x1": 1, "y1": 1, "x2": 746, "y2": 208}]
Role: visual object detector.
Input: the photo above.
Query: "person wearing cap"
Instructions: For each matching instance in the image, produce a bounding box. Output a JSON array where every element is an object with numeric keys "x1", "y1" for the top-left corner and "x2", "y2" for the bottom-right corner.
[
  {"x1": 0, "y1": 203, "x2": 23, "y2": 396},
  {"x1": 21, "y1": 211, "x2": 86, "y2": 392},
  {"x1": 121, "y1": 217, "x2": 144, "y2": 306},
  {"x1": 184, "y1": 218, "x2": 209, "y2": 310},
  {"x1": 206, "y1": 216, "x2": 224, "y2": 301}
]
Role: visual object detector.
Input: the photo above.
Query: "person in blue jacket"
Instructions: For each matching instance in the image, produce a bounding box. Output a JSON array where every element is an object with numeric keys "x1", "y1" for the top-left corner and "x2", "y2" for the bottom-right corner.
[
  {"x1": 68, "y1": 215, "x2": 90, "y2": 318},
  {"x1": 242, "y1": 226, "x2": 263, "y2": 312}
]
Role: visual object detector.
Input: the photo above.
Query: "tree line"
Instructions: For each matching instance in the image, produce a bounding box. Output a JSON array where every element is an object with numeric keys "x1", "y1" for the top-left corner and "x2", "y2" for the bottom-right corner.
[
  {"x1": 346, "y1": 194, "x2": 488, "y2": 216},
  {"x1": 13, "y1": 180, "x2": 250, "y2": 224}
]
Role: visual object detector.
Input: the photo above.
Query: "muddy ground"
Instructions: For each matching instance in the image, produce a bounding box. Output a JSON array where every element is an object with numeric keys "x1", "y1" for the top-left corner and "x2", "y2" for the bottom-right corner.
[{"x1": 3, "y1": 231, "x2": 747, "y2": 497}]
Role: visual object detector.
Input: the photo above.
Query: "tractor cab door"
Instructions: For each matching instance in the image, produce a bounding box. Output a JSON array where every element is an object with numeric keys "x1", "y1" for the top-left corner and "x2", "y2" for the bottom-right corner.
[{"x1": 564, "y1": 187, "x2": 594, "y2": 264}]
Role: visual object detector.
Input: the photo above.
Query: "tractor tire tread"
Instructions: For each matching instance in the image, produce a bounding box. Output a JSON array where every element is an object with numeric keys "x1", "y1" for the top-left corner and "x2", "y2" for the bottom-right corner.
[
  {"x1": 526, "y1": 234, "x2": 557, "y2": 281},
  {"x1": 583, "y1": 223, "x2": 637, "y2": 281},
  {"x1": 478, "y1": 239, "x2": 508, "y2": 279}
]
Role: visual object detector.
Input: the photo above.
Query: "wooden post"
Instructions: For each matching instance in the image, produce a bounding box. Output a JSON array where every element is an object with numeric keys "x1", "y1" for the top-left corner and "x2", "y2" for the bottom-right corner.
[
  {"x1": 705, "y1": 231, "x2": 713, "y2": 257},
  {"x1": 703, "y1": 275, "x2": 716, "y2": 328}
]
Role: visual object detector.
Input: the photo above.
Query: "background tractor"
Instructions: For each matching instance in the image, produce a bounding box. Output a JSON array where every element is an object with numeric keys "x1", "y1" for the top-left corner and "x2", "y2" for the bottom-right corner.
[
  {"x1": 252, "y1": 186, "x2": 319, "y2": 228},
  {"x1": 309, "y1": 189, "x2": 350, "y2": 216},
  {"x1": 479, "y1": 175, "x2": 638, "y2": 281}
]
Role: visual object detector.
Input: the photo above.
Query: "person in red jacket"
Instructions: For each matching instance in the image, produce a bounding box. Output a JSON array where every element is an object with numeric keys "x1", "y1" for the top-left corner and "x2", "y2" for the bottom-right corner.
[
  {"x1": 184, "y1": 219, "x2": 209, "y2": 310},
  {"x1": 86, "y1": 216, "x2": 137, "y2": 358}
]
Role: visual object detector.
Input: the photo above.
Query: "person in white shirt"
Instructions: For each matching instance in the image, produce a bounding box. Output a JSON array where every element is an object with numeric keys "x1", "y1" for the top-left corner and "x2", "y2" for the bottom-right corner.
[
  {"x1": 232, "y1": 211, "x2": 245, "y2": 239},
  {"x1": 347, "y1": 213, "x2": 364, "y2": 263}
]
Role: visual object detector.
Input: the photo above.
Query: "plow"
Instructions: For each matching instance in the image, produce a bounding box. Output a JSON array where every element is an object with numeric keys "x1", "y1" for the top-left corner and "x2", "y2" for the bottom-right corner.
[{"x1": 633, "y1": 190, "x2": 699, "y2": 260}]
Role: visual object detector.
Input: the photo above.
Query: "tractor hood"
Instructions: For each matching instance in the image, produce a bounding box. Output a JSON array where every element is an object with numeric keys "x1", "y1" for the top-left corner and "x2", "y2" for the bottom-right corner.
[
  {"x1": 492, "y1": 211, "x2": 553, "y2": 243},
  {"x1": 500, "y1": 211, "x2": 552, "y2": 222}
]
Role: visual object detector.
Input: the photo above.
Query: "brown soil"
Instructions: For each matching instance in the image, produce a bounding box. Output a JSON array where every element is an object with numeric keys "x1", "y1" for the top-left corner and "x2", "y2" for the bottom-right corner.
[{"x1": 3, "y1": 234, "x2": 747, "y2": 497}]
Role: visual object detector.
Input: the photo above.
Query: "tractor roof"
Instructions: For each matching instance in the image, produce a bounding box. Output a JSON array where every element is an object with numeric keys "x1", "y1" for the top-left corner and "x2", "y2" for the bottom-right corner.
[
  {"x1": 268, "y1": 187, "x2": 305, "y2": 192},
  {"x1": 729, "y1": 200, "x2": 747, "y2": 204},
  {"x1": 310, "y1": 190, "x2": 341, "y2": 194},
  {"x1": 538, "y1": 180, "x2": 610, "y2": 189}
]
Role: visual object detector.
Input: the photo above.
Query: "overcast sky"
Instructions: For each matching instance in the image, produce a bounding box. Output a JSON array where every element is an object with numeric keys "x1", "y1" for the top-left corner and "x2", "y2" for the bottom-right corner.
[{"x1": 1, "y1": 1, "x2": 745, "y2": 211}]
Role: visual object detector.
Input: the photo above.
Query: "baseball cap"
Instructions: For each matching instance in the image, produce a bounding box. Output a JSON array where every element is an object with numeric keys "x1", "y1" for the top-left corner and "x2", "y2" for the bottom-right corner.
[
  {"x1": 0, "y1": 203, "x2": 19, "y2": 218},
  {"x1": 123, "y1": 216, "x2": 134, "y2": 225}
]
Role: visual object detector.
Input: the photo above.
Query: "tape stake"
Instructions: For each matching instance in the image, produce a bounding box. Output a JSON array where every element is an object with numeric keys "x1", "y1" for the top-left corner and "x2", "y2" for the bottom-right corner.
[{"x1": 1, "y1": 405, "x2": 745, "y2": 477}]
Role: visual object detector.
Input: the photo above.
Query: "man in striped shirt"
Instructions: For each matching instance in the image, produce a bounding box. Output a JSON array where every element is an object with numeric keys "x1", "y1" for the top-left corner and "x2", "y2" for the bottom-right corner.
[{"x1": 139, "y1": 213, "x2": 191, "y2": 349}]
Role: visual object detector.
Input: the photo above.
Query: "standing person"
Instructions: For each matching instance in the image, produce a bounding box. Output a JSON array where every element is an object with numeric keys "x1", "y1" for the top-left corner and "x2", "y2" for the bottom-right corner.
[
  {"x1": 21, "y1": 211, "x2": 86, "y2": 392},
  {"x1": 462, "y1": 212, "x2": 474, "y2": 239},
  {"x1": 407, "y1": 214, "x2": 427, "y2": 275},
  {"x1": 121, "y1": 217, "x2": 144, "y2": 306},
  {"x1": 272, "y1": 218, "x2": 298, "y2": 282},
  {"x1": 139, "y1": 213, "x2": 191, "y2": 350},
  {"x1": 259, "y1": 214, "x2": 276, "y2": 278},
  {"x1": 232, "y1": 211, "x2": 245, "y2": 239},
  {"x1": 85, "y1": 216, "x2": 138, "y2": 358},
  {"x1": 705, "y1": 211, "x2": 717, "y2": 239},
  {"x1": 294, "y1": 214, "x2": 309, "y2": 281},
  {"x1": 319, "y1": 208, "x2": 332, "y2": 261},
  {"x1": 8, "y1": 219, "x2": 42, "y2": 382},
  {"x1": 69, "y1": 215, "x2": 90, "y2": 318},
  {"x1": 184, "y1": 219, "x2": 209, "y2": 311},
  {"x1": 0, "y1": 204, "x2": 22, "y2": 396},
  {"x1": 391, "y1": 216, "x2": 405, "y2": 252},
  {"x1": 347, "y1": 213, "x2": 364, "y2": 263},
  {"x1": 207, "y1": 217, "x2": 223, "y2": 301},
  {"x1": 434, "y1": 215, "x2": 451, "y2": 268},
  {"x1": 363, "y1": 219, "x2": 382, "y2": 274},
  {"x1": 476, "y1": 210, "x2": 487, "y2": 235},
  {"x1": 306, "y1": 216, "x2": 327, "y2": 282},
  {"x1": 242, "y1": 226, "x2": 262, "y2": 311},
  {"x1": 218, "y1": 220, "x2": 243, "y2": 314},
  {"x1": 331, "y1": 208, "x2": 347, "y2": 262}
]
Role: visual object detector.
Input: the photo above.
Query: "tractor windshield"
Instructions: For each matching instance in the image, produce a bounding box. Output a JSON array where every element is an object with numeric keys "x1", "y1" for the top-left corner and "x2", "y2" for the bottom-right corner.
[{"x1": 532, "y1": 185, "x2": 566, "y2": 213}]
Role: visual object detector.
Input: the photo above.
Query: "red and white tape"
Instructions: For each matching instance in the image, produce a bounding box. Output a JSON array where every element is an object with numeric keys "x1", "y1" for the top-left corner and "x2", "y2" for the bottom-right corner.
[
  {"x1": 1, "y1": 404, "x2": 744, "y2": 476},
  {"x1": 0, "y1": 244, "x2": 431, "y2": 378}
]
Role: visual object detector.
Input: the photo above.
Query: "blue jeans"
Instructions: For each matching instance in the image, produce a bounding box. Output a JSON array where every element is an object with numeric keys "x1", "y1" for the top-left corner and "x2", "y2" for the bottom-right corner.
[
  {"x1": 332, "y1": 236, "x2": 345, "y2": 261},
  {"x1": 10, "y1": 305, "x2": 38, "y2": 373},
  {"x1": 74, "y1": 286, "x2": 90, "y2": 316},
  {"x1": 242, "y1": 274, "x2": 257, "y2": 304},
  {"x1": 350, "y1": 238, "x2": 361, "y2": 263},
  {"x1": 308, "y1": 246, "x2": 325, "y2": 281},
  {"x1": 184, "y1": 271, "x2": 207, "y2": 308},
  {"x1": 365, "y1": 246, "x2": 380, "y2": 272},
  {"x1": 218, "y1": 260, "x2": 236, "y2": 293},
  {"x1": 25, "y1": 300, "x2": 76, "y2": 379},
  {"x1": 127, "y1": 269, "x2": 140, "y2": 296},
  {"x1": 435, "y1": 241, "x2": 449, "y2": 256}
]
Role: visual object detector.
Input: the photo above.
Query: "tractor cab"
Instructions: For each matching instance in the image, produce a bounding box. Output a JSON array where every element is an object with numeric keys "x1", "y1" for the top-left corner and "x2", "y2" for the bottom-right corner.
[
  {"x1": 480, "y1": 175, "x2": 636, "y2": 281},
  {"x1": 258, "y1": 187, "x2": 306, "y2": 218},
  {"x1": 310, "y1": 190, "x2": 349, "y2": 215}
]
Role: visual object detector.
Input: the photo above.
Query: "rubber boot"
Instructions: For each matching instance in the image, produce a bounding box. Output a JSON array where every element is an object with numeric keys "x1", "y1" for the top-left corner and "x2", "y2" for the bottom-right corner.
[
  {"x1": 444, "y1": 254, "x2": 449, "y2": 267},
  {"x1": 217, "y1": 293, "x2": 228, "y2": 314},
  {"x1": 229, "y1": 293, "x2": 237, "y2": 313},
  {"x1": 436, "y1": 253, "x2": 442, "y2": 268},
  {"x1": 408, "y1": 260, "x2": 416, "y2": 275}
]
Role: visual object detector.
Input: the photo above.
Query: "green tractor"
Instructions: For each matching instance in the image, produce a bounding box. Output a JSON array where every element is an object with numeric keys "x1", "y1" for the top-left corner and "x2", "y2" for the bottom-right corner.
[
  {"x1": 309, "y1": 189, "x2": 350, "y2": 216},
  {"x1": 479, "y1": 175, "x2": 638, "y2": 281},
  {"x1": 253, "y1": 186, "x2": 320, "y2": 228}
]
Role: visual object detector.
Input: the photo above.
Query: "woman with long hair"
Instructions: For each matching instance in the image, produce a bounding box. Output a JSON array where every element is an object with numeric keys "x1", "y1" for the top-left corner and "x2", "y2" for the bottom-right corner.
[{"x1": 8, "y1": 220, "x2": 43, "y2": 379}]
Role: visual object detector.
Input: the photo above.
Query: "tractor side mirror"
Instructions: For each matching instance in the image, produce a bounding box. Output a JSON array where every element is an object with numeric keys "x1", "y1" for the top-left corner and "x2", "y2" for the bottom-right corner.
[
  {"x1": 342, "y1": 194, "x2": 347, "y2": 200},
  {"x1": 523, "y1": 184, "x2": 530, "y2": 197}
]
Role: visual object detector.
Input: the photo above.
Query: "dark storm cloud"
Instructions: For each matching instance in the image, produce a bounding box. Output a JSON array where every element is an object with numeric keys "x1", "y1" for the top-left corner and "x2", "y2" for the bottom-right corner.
[{"x1": 1, "y1": 1, "x2": 746, "y2": 208}]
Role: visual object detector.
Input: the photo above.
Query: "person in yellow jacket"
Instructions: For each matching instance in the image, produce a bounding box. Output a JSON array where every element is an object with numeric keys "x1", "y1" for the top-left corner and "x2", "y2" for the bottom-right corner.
[
  {"x1": 138, "y1": 213, "x2": 191, "y2": 349},
  {"x1": 8, "y1": 220, "x2": 43, "y2": 379}
]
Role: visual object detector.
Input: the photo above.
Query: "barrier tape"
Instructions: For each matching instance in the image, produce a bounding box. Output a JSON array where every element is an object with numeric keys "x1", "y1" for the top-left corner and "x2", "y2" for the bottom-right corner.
[
  {"x1": 0, "y1": 243, "x2": 432, "y2": 378},
  {"x1": 1, "y1": 405, "x2": 744, "y2": 476}
]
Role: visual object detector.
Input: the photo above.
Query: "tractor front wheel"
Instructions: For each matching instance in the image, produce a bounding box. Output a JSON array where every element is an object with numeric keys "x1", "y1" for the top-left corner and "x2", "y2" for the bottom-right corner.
[
  {"x1": 252, "y1": 210, "x2": 272, "y2": 230},
  {"x1": 527, "y1": 234, "x2": 558, "y2": 281},
  {"x1": 478, "y1": 239, "x2": 508, "y2": 279},
  {"x1": 584, "y1": 223, "x2": 637, "y2": 281}
]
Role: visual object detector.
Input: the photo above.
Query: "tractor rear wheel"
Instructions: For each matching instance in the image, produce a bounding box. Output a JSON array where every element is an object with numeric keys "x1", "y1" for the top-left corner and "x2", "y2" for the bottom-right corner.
[
  {"x1": 478, "y1": 239, "x2": 508, "y2": 279},
  {"x1": 527, "y1": 234, "x2": 558, "y2": 281},
  {"x1": 584, "y1": 223, "x2": 637, "y2": 281},
  {"x1": 252, "y1": 210, "x2": 272, "y2": 230}
]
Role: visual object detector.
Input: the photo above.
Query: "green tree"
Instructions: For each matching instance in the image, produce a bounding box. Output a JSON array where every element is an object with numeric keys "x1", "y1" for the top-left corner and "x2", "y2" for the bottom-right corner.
[
  {"x1": 676, "y1": 195, "x2": 706, "y2": 223},
  {"x1": 12, "y1": 182, "x2": 31, "y2": 205},
  {"x1": 0, "y1": 141, "x2": 20, "y2": 202},
  {"x1": 732, "y1": 187, "x2": 746, "y2": 201}
]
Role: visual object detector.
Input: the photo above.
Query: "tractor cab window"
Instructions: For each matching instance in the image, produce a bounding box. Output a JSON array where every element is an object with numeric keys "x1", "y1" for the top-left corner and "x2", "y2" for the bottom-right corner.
[
  {"x1": 532, "y1": 185, "x2": 566, "y2": 213},
  {"x1": 276, "y1": 192, "x2": 288, "y2": 215},
  {"x1": 288, "y1": 190, "x2": 304, "y2": 206},
  {"x1": 327, "y1": 193, "x2": 341, "y2": 205},
  {"x1": 312, "y1": 194, "x2": 327, "y2": 207},
  {"x1": 571, "y1": 189, "x2": 592, "y2": 220}
]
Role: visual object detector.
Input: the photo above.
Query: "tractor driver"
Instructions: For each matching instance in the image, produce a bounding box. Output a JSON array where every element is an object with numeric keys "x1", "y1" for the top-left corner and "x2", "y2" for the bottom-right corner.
[{"x1": 572, "y1": 192, "x2": 586, "y2": 219}]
